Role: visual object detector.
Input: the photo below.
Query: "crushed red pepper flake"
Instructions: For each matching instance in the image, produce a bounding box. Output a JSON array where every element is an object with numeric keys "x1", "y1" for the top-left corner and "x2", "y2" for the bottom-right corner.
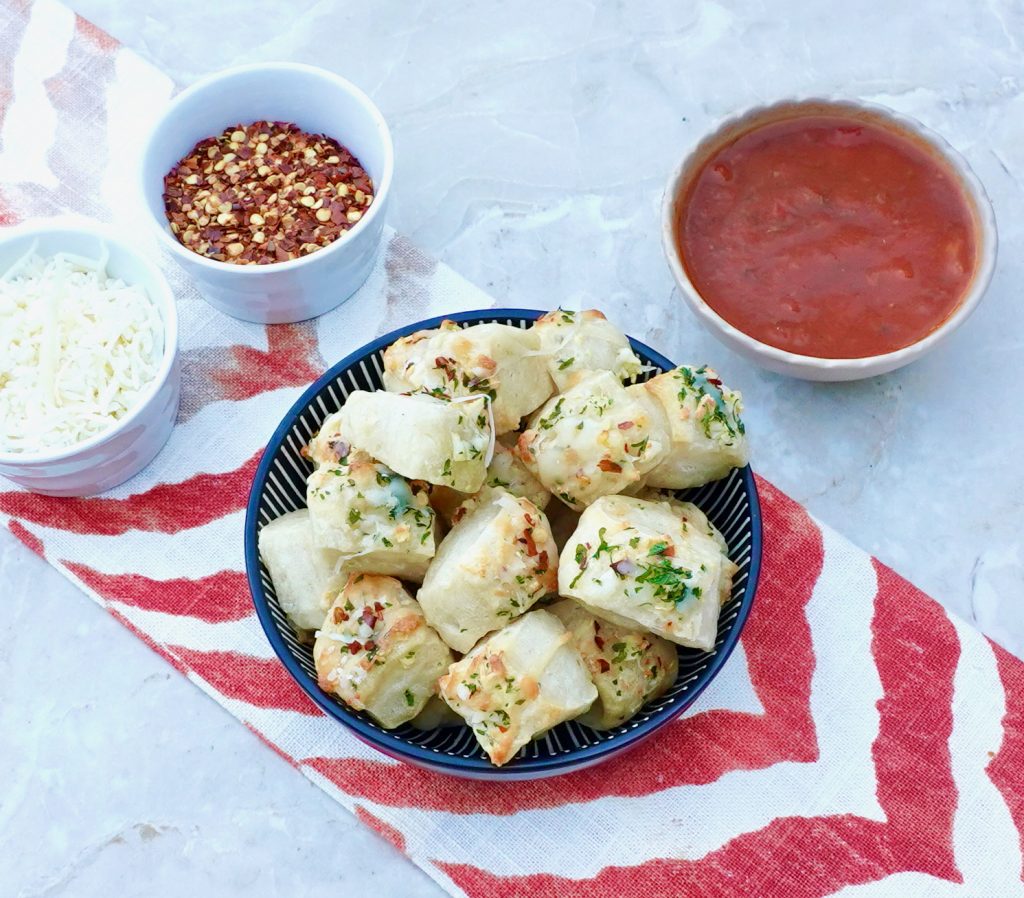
[
  {"x1": 536, "y1": 550, "x2": 549, "y2": 575},
  {"x1": 162, "y1": 120, "x2": 374, "y2": 265},
  {"x1": 520, "y1": 528, "x2": 538, "y2": 556}
]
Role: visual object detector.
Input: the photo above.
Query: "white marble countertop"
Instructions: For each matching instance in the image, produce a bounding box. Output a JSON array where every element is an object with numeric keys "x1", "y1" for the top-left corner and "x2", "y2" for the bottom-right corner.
[{"x1": 4, "y1": 1, "x2": 1023, "y2": 895}]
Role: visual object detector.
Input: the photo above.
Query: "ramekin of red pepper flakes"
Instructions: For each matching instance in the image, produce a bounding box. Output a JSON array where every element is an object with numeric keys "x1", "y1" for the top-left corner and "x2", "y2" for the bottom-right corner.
[{"x1": 162, "y1": 120, "x2": 374, "y2": 265}]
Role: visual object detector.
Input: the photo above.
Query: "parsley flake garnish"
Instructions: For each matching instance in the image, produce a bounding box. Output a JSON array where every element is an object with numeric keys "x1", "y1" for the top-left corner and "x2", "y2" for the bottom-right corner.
[
  {"x1": 569, "y1": 542, "x2": 589, "y2": 589},
  {"x1": 592, "y1": 527, "x2": 615, "y2": 560},
  {"x1": 538, "y1": 398, "x2": 565, "y2": 430},
  {"x1": 635, "y1": 557, "x2": 698, "y2": 606}
]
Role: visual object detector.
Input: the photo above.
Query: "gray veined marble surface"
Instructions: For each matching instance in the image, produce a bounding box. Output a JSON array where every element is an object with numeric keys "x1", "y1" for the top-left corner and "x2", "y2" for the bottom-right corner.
[{"x1": 3, "y1": 0, "x2": 1023, "y2": 895}]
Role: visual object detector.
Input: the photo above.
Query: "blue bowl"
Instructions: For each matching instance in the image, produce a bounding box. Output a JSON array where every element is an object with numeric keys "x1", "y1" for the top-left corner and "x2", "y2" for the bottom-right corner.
[{"x1": 245, "y1": 308, "x2": 762, "y2": 779}]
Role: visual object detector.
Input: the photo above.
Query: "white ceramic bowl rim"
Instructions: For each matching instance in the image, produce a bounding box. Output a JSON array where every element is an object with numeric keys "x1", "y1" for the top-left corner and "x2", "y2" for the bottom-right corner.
[
  {"x1": 0, "y1": 220, "x2": 179, "y2": 465},
  {"x1": 140, "y1": 61, "x2": 395, "y2": 276},
  {"x1": 661, "y1": 95, "x2": 999, "y2": 374}
]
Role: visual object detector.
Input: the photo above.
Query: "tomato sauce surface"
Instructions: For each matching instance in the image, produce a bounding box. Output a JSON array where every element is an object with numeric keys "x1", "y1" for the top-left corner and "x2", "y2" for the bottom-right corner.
[{"x1": 678, "y1": 114, "x2": 977, "y2": 358}]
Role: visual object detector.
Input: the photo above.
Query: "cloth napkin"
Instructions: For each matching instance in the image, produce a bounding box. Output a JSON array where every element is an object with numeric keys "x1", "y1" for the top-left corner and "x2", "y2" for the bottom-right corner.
[{"x1": 2, "y1": 3, "x2": 1023, "y2": 895}]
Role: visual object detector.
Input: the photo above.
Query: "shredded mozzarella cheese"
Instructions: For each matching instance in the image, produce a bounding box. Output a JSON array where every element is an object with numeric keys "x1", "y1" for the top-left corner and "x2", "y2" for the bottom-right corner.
[
  {"x1": 0, "y1": 251, "x2": 164, "y2": 454},
  {"x1": 449, "y1": 392, "x2": 496, "y2": 466}
]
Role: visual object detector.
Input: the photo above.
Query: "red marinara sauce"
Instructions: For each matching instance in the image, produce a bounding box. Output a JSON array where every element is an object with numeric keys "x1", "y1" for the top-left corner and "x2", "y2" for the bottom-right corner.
[{"x1": 677, "y1": 114, "x2": 978, "y2": 358}]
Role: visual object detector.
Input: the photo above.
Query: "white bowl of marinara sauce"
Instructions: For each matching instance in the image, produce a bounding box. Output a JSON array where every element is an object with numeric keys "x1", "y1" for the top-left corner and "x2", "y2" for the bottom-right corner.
[{"x1": 662, "y1": 97, "x2": 997, "y2": 381}]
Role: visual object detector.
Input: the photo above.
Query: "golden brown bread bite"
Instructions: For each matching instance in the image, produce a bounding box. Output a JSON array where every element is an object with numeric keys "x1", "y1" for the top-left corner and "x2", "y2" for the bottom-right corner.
[
  {"x1": 548, "y1": 598, "x2": 678, "y2": 730},
  {"x1": 632, "y1": 365, "x2": 748, "y2": 489},
  {"x1": 438, "y1": 609, "x2": 597, "y2": 766},
  {"x1": 557, "y1": 494, "x2": 729, "y2": 651},
  {"x1": 314, "y1": 575, "x2": 453, "y2": 729},
  {"x1": 382, "y1": 320, "x2": 553, "y2": 434},
  {"x1": 515, "y1": 371, "x2": 669, "y2": 510},
  {"x1": 532, "y1": 308, "x2": 642, "y2": 390},
  {"x1": 337, "y1": 390, "x2": 491, "y2": 492},
  {"x1": 417, "y1": 491, "x2": 558, "y2": 653},
  {"x1": 306, "y1": 445, "x2": 437, "y2": 582}
]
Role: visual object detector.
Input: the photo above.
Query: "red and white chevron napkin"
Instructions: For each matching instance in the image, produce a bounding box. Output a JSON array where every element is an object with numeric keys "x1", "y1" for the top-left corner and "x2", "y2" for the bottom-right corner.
[{"x1": 2, "y1": 3, "x2": 1023, "y2": 896}]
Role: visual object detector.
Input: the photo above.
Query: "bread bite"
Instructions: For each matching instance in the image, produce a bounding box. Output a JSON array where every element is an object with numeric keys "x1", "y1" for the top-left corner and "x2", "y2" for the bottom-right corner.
[
  {"x1": 557, "y1": 494, "x2": 729, "y2": 651},
  {"x1": 548, "y1": 598, "x2": 678, "y2": 730},
  {"x1": 337, "y1": 390, "x2": 491, "y2": 492},
  {"x1": 516, "y1": 371, "x2": 669, "y2": 510},
  {"x1": 314, "y1": 574, "x2": 453, "y2": 729},
  {"x1": 417, "y1": 491, "x2": 558, "y2": 653},
  {"x1": 257, "y1": 509, "x2": 340, "y2": 632},
  {"x1": 382, "y1": 320, "x2": 553, "y2": 433},
  {"x1": 438, "y1": 609, "x2": 597, "y2": 766},
  {"x1": 633, "y1": 365, "x2": 748, "y2": 489},
  {"x1": 306, "y1": 447, "x2": 437, "y2": 582},
  {"x1": 532, "y1": 308, "x2": 642, "y2": 390}
]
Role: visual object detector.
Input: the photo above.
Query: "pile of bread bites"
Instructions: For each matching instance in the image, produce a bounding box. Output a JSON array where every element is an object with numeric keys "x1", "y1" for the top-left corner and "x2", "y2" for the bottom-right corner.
[{"x1": 259, "y1": 310, "x2": 749, "y2": 766}]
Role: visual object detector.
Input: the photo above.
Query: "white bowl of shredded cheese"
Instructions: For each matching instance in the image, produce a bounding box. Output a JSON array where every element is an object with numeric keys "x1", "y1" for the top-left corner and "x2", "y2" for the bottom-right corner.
[{"x1": 0, "y1": 221, "x2": 179, "y2": 496}]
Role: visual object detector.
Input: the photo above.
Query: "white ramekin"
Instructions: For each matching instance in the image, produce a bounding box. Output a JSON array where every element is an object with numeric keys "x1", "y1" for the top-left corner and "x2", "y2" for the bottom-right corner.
[
  {"x1": 0, "y1": 221, "x2": 180, "y2": 497},
  {"x1": 661, "y1": 97, "x2": 998, "y2": 382},
  {"x1": 139, "y1": 63, "x2": 394, "y2": 325}
]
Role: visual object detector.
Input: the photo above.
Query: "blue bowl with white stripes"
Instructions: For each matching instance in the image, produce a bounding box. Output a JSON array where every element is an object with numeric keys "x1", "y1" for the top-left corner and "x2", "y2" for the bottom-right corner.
[{"x1": 245, "y1": 308, "x2": 762, "y2": 780}]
